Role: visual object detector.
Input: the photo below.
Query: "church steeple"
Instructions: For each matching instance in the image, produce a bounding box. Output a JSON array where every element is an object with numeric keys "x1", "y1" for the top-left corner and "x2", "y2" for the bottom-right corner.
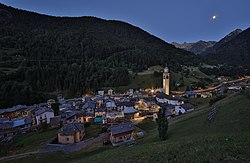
[{"x1": 163, "y1": 65, "x2": 170, "y2": 95}]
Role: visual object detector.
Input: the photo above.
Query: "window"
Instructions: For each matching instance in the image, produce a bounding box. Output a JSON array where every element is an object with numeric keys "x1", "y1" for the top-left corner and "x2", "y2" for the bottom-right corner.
[{"x1": 67, "y1": 138, "x2": 69, "y2": 141}]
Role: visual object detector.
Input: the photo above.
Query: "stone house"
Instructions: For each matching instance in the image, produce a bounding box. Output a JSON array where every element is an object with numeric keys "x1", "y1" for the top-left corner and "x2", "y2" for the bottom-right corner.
[{"x1": 58, "y1": 122, "x2": 85, "y2": 144}]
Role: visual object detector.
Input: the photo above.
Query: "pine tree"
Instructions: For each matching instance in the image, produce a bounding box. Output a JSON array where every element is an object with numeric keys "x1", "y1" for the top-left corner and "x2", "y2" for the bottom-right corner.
[{"x1": 157, "y1": 108, "x2": 169, "y2": 140}]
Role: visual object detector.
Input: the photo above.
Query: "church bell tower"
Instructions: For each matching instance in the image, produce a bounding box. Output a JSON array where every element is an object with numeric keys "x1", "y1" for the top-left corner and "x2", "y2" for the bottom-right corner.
[{"x1": 163, "y1": 66, "x2": 170, "y2": 95}]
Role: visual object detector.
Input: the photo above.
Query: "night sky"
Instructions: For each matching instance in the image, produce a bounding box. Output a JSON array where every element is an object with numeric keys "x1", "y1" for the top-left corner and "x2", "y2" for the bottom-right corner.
[{"x1": 0, "y1": 0, "x2": 250, "y2": 43}]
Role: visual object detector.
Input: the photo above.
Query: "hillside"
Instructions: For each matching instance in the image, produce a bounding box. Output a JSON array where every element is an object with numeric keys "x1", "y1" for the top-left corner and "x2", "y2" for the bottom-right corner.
[
  {"x1": 204, "y1": 29, "x2": 242, "y2": 54},
  {"x1": 6, "y1": 91, "x2": 250, "y2": 162},
  {"x1": 172, "y1": 41, "x2": 216, "y2": 55},
  {"x1": 0, "y1": 3, "x2": 204, "y2": 108},
  {"x1": 206, "y1": 28, "x2": 250, "y2": 68}
]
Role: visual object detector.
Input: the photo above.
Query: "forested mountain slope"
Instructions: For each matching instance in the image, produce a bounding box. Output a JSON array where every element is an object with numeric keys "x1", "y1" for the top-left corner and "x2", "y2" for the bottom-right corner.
[
  {"x1": 0, "y1": 3, "x2": 203, "y2": 108},
  {"x1": 206, "y1": 28, "x2": 250, "y2": 68}
]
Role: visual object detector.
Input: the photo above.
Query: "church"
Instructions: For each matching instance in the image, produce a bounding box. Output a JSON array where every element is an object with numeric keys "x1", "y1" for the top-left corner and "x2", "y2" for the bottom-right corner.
[
  {"x1": 163, "y1": 66, "x2": 170, "y2": 95},
  {"x1": 155, "y1": 65, "x2": 195, "y2": 116}
]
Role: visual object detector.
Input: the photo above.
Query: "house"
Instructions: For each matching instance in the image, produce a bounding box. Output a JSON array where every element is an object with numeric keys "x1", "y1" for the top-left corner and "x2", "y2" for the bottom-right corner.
[
  {"x1": 59, "y1": 103, "x2": 73, "y2": 111},
  {"x1": 58, "y1": 122, "x2": 85, "y2": 144},
  {"x1": 153, "y1": 104, "x2": 175, "y2": 121},
  {"x1": 35, "y1": 108, "x2": 54, "y2": 125},
  {"x1": 123, "y1": 108, "x2": 139, "y2": 119},
  {"x1": 13, "y1": 116, "x2": 32, "y2": 129},
  {"x1": 64, "y1": 111, "x2": 85, "y2": 123},
  {"x1": 175, "y1": 103, "x2": 195, "y2": 115},
  {"x1": 94, "y1": 96, "x2": 105, "y2": 108},
  {"x1": 127, "y1": 89, "x2": 134, "y2": 96},
  {"x1": 82, "y1": 96, "x2": 92, "y2": 103},
  {"x1": 47, "y1": 99, "x2": 56, "y2": 108},
  {"x1": 0, "y1": 118, "x2": 13, "y2": 130},
  {"x1": 155, "y1": 93, "x2": 184, "y2": 105},
  {"x1": 98, "y1": 90, "x2": 105, "y2": 96},
  {"x1": 227, "y1": 86, "x2": 242, "y2": 92},
  {"x1": 153, "y1": 109, "x2": 173, "y2": 121},
  {"x1": 104, "y1": 111, "x2": 124, "y2": 125},
  {"x1": 110, "y1": 122, "x2": 135, "y2": 146},
  {"x1": 50, "y1": 116, "x2": 62, "y2": 128},
  {"x1": 94, "y1": 107, "x2": 106, "y2": 123},
  {"x1": 95, "y1": 107, "x2": 106, "y2": 117},
  {"x1": 117, "y1": 101, "x2": 135, "y2": 111},
  {"x1": 200, "y1": 92, "x2": 213, "y2": 98},
  {"x1": 108, "y1": 89, "x2": 114, "y2": 96},
  {"x1": 185, "y1": 91, "x2": 197, "y2": 98},
  {"x1": 82, "y1": 101, "x2": 96, "y2": 115},
  {"x1": 0, "y1": 105, "x2": 28, "y2": 119},
  {"x1": 0, "y1": 116, "x2": 32, "y2": 140},
  {"x1": 106, "y1": 100, "x2": 117, "y2": 112}
]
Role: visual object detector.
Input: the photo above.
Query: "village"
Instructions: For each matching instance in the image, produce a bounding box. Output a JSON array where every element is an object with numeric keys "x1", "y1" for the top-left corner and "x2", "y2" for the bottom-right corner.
[{"x1": 0, "y1": 66, "x2": 250, "y2": 155}]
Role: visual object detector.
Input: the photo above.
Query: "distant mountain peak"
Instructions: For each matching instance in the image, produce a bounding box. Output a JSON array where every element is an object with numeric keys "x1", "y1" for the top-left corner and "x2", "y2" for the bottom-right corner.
[
  {"x1": 171, "y1": 40, "x2": 217, "y2": 55},
  {"x1": 224, "y1": 29, "x2": 242, "y2": 41},
  {"x1": 206, "y1": 28, "x2": 250, "y2": 68}
]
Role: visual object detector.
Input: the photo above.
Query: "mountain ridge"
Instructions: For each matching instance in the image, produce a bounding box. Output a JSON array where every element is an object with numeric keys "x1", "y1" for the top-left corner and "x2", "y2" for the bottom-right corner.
[
  {"x1": 206, "y1": 28, "x2": 250, "y2": 68},
  {"x1": 0, "y1": 3, "x2": 203, "y2": 108},
  {"x1": 204, "y1": 28, "x2": 242, "y2": 54},
  {"x1": 172, "y1": 40, "x2": 217, "y2": 55}
]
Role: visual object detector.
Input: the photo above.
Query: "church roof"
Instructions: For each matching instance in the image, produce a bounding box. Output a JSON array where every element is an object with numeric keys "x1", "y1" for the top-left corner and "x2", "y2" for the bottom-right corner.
[{"x1": 156, "y1": 93, "x2": 183, "y2": 101}]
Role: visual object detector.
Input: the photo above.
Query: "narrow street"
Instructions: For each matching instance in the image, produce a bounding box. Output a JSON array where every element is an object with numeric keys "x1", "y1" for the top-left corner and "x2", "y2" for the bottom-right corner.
[{"x1": 0, "y1": 132, "x2": 109, "y2": 162}]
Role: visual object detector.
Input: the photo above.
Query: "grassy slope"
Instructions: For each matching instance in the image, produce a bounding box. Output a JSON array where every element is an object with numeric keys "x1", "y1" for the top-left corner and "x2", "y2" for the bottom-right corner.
[
  {"x1": 5, "y1": 91, "x2": 250, "y2": 162},
  {"x1": 1, "y1": 128, "x2": 58, "y2": 157},
  {"x1": 115, "y1": 65, "x2": 216, "y2": 93},
  {"x1": 116, "y1": 74, "x2": 162, "y2": 92},
  {"x1": 79, "y1": 92, "x2": 250, "y2": 162}
]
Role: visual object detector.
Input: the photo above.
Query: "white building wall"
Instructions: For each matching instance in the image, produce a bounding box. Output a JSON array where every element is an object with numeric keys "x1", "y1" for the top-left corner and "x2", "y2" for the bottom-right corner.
[
  {"x1": 36, "y1": 112, "x2": 54, "y2": 125},
  {"x1": 174, "y1": 106, "x2": 186, "y2": 115}
]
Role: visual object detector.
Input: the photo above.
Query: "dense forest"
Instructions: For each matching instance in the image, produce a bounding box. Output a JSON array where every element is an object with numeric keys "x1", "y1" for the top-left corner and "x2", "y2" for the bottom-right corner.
[
  {"x1": 0, "y1": 3, "x2": 206, "y2": 108},
  {"x1": 206, "y1": 28, "x2": 250, "y2": 68}
]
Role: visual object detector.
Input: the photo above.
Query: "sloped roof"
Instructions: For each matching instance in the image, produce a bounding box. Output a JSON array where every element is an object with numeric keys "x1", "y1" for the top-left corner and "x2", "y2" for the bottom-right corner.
[
  {"x1": 82, "y1": 101, "x2": 96, "y2": 110},
  {"x1": 13, "y1": 119, "x2": 25, "y2": 128},
  {"x1": 59, "y1": 122, "x2": 85, "y2": 136},
  {"x1": 0, "y1": 120, "x2": 13, "y2": 130},
  {"x1": 0, "y1": 105, "x2": 27, "y2": 115},
  {"x1": 123, "y1": 108, "x2": 138, "y2": 114},
  {"x1": 110, "y1": 122, "x2": 135, "y2": 135},
  {"x1": 50, "y1": 116, "x2": 61, "y2": 125},
  {"x1": 165, "y1": 110, "x2": 173, "y2": 117},
  {"x1": 95, "y1": 107, "x2": 107, "y2": 112},
  {"x1": 181, "y1": 103, "x2": 195, "y2": 111},
  {"x1": 65, "y1": 110, "x2": 82, "y2": 120},
  {"x1": 158, "y1": 103, "x2": 175, "y2": 110},
  {"x1": 0, "y1": 118, "x2": 9, "y2": 123},
  {"x1": 117, "y1": 101, "x2": 135, "y2": 107},
  {"x1": 94, "y1": 96, "x2": 105, "y2": 101},
  {"x1": 106, "y1": 100, "x2": 116, "y2": 108},
  {"x1": 156, "y1": 93, "x2": 183, "y2": 101},
  {"x1": 35, "y1": 107, "x2": 54, "y2": 116},
  {"x1": 186, "y1": 91, "x2": 197, "y2": 95}
]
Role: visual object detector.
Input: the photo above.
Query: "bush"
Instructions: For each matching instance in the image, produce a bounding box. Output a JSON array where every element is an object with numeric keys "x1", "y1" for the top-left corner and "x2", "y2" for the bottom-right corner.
[
  {"x1": 209, "y1": 95, "x2": 226, "y2": 106},
  {"x1": 84, "y1": 122, "x2": 91, "y2": 128},
  {"x1": 99, "y1": 126, "x2": 108, "y2": 134}
]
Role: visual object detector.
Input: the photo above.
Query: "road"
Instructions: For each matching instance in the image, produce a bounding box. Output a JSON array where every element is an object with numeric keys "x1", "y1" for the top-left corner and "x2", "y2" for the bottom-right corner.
[
  {"x1": 0, "y1": 132, "x2": 109, "y2": 162},
  {"x1": 172, "y1": 76, "x2": 250, "y2": 95},
  {"x1": 40, "y1": 132, "x2": 109, "y2": 153}
]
